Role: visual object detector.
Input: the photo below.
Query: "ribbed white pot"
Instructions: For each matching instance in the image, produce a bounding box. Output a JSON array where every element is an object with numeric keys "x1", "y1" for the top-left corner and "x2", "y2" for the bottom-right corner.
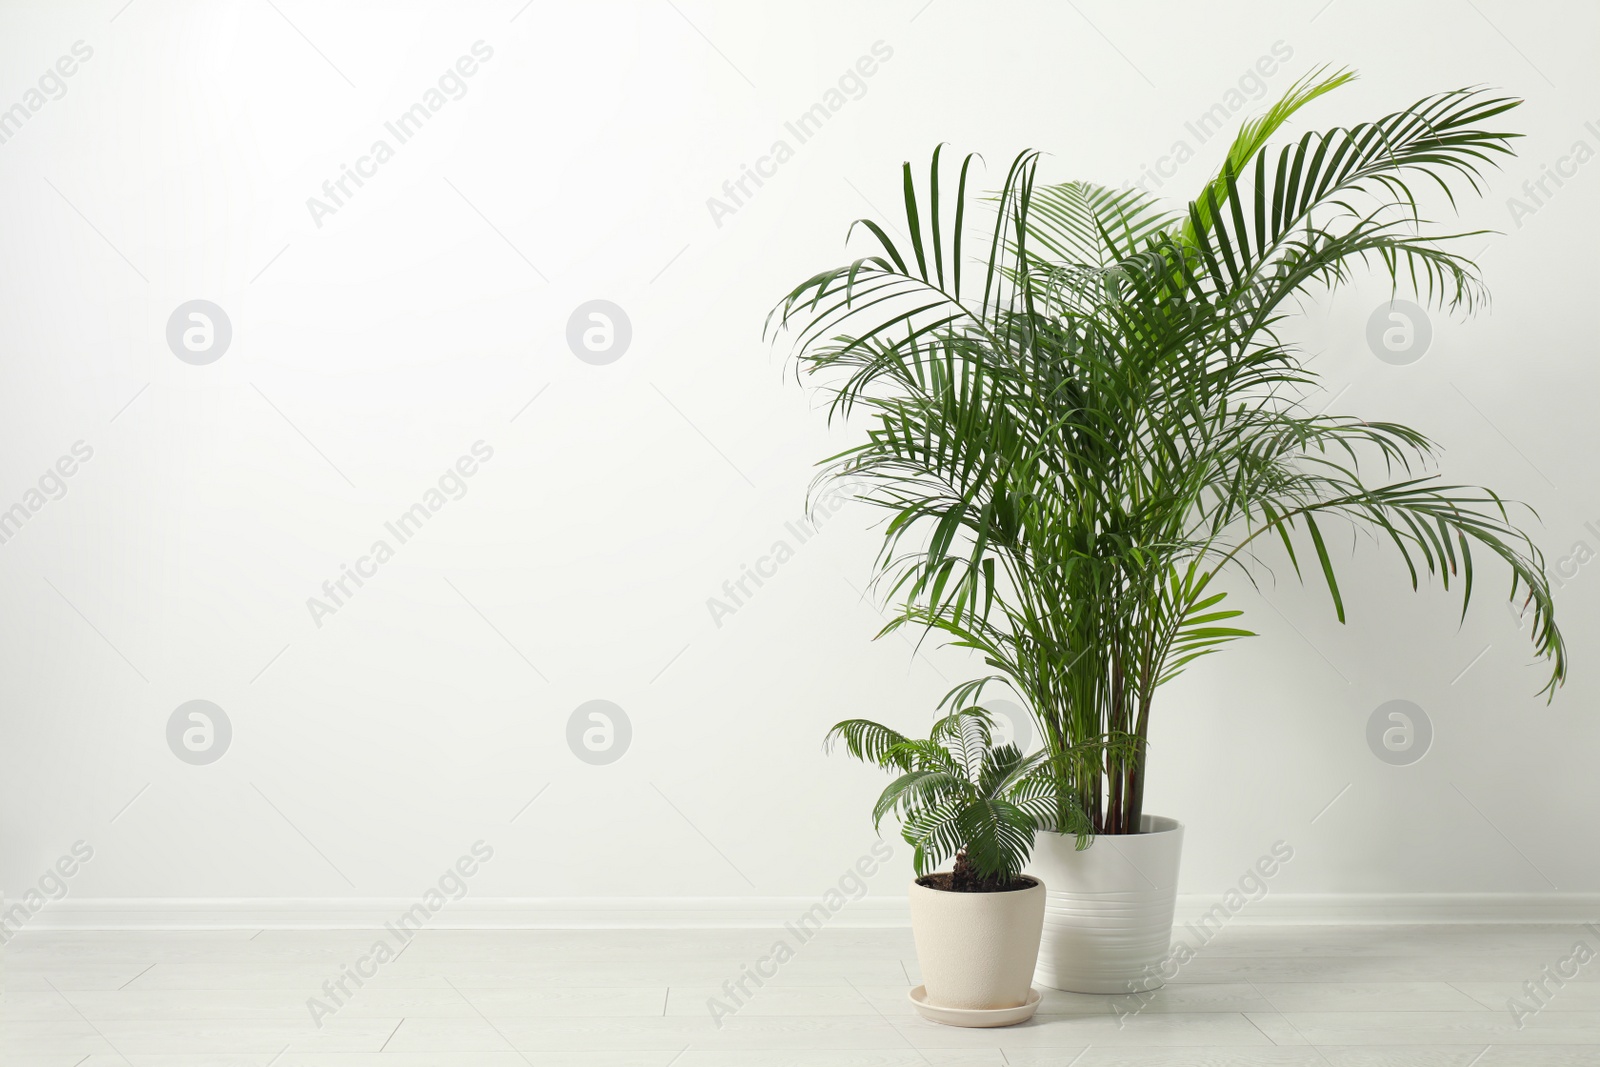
[
  {"x1": 908, "y1": 876, "x2": 1045, "y2": 1010},
  {"x1": 1029, "y1": 815, "x2": 1184, "y2": 994}
]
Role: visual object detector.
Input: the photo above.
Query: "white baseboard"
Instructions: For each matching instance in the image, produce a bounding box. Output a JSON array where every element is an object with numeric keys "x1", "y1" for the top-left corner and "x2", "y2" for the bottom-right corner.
[
  {"x1": 10, "y1": 893, "x2": 1600, "y2": 931},
  {"x1": 1171, "y1": 893, "x2": 1600, "y2": 926},
  {"x1": 16, "y1": 897, "x2": 910, "y2": 931}
]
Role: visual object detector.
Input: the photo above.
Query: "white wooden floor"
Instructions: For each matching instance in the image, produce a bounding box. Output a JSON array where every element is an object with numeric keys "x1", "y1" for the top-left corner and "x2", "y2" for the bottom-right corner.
[{"x1": 5, "y1": 924, "x2": 1600, "y2": 1065}]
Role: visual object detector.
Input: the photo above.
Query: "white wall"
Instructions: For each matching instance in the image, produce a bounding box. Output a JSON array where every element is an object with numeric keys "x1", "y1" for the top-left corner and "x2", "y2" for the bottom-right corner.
[{"x1": 1, "y1": 0, "x2": 1596, "y2": 914}]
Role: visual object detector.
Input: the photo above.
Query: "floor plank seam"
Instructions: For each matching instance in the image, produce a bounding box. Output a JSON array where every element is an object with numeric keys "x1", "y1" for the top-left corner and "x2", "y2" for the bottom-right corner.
[
  {"x1": 117, "y1": 962, "x2": 157, "y2": 990},
  {"x1": 378, "y1": 1017, "x2": 404, "y2": 1052},
  {"x1": 1242, "y1": 1009, "x2": 1282, "y2": 1046}
]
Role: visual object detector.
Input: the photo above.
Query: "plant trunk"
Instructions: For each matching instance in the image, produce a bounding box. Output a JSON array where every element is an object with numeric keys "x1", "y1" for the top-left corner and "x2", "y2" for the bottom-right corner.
[
  {"x1": 1123, "y1": 690, "x2": 1151, "y2": 833},
  {"x1": 949, "y1": 849, "x2": 1018, "y2": 893},
  {"x1": 1105, "y1": 648, "x2": 1127, "y2": 834},
  {"x1": 951, "y1": 850, "x2": 986, "y2": 892}
]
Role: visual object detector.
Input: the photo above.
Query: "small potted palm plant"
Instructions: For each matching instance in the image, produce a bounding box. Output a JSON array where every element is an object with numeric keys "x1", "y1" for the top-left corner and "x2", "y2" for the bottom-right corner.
[
  {"x1": 827, "y1": 708, "x2": 1103, "y2": 1026},
  {"x1": 777, "y1": 67, "x2": 1565, "y2": 995}
]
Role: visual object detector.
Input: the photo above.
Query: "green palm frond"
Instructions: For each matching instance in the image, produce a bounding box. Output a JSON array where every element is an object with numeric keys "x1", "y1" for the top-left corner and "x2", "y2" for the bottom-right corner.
[
  {"x1": 1028, "y1": 181, "x2": 1176, "y2": 266},
  {"x1": 824, "y1": 719, "x2": 915, "y2": 770},
  {"x1": 1181, "y1": 65, "x2": 1358, "y2": 249}
]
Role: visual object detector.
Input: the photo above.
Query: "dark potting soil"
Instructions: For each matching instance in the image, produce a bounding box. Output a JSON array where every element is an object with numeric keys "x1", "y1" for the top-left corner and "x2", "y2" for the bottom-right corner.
[{"x1": 917, "y1": 873, "x2": 1039, "y2": 894}]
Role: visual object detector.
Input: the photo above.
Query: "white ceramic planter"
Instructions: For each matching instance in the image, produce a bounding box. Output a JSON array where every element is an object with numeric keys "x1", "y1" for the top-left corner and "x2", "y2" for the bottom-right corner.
[
  {"x1": 908, "y1": 875, "x2": 1045, "y2": 1012},
  {"x1": 1029, "y1": 815, "x2": 1184, "y2": 994}
]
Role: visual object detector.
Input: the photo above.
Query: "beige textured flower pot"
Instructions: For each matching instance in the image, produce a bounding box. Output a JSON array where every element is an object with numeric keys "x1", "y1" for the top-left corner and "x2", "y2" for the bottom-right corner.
[
  {"x1": 908, "y1": 875, "x2": 1046, "y2": 1011},
  {"x1": 1029, "y1": 814, "x2": 1184, "y2": 994}
]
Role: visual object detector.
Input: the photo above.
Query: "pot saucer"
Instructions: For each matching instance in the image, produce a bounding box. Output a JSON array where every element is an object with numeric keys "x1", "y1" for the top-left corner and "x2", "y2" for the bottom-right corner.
[{"x1": 907, "y1": 985, "x2": 1041, "y2": 1027}]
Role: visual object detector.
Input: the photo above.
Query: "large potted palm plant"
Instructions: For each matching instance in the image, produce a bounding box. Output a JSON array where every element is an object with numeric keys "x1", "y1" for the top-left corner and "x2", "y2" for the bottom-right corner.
[{"x1": 773, "y1": 69, "x2": 1565, "y2": 994}]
